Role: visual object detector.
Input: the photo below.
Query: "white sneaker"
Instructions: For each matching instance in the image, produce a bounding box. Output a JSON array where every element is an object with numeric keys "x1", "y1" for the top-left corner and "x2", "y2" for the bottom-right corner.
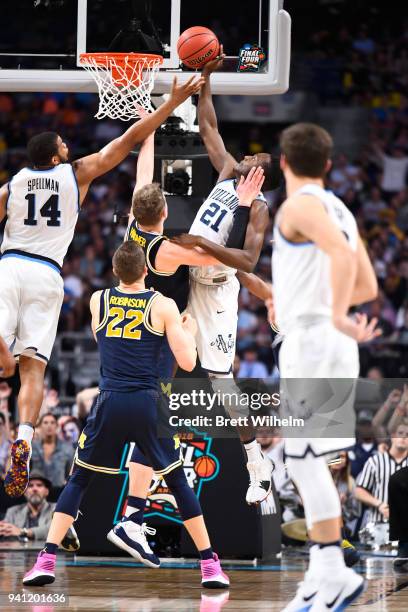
[
  {"x1": 107, "y1": 521, "x2": 160, "y2": 568},
  {"x1": 282, "y1": 570, "x2": 320, "y2": 612},
  {"x1": 245, "y1": 453, "x2": 274, "y2": 505},
  {"x1": 310, "y1": 568, "x2": 365, "y2": 611}
]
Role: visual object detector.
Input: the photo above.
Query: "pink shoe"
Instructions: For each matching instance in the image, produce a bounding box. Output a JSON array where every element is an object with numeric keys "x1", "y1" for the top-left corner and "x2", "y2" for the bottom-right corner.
[
  {"x1": 201, "y1": 553, "x2": 230, "y2": 589},
  {"x1": 23, "y1": 551, "x2": 56, "y2": 586}
]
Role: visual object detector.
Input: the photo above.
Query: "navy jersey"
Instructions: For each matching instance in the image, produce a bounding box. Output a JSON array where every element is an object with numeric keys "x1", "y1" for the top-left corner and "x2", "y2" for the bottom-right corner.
[
  {"x1": 126, "y1": 220, "x2": 189, "y2": 312},
  {"x1": 96, "y1": 287, "x2": 164, "y2": 391}
]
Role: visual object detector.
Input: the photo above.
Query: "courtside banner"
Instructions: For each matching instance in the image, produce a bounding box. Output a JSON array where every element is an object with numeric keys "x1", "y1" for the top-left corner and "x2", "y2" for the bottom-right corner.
[{"x1": 156, "y1": 377, "x2": 407, "y2": 440}]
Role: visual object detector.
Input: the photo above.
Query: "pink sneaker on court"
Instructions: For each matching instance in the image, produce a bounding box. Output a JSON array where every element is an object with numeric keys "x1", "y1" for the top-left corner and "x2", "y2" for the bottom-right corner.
[
  {"x1": 23, "y1": 551, "x2": 56, "y2": 586},
  {"x1": 201, "y1": 553, "x2": 230, "y2": 589}
]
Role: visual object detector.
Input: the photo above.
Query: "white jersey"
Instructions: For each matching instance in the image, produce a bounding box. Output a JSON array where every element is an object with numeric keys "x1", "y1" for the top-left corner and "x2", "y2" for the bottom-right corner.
[
  {"x1": 272, "y1": 184, "x2": 358, "y2": 334},
  {"x1": 1, "y1": 164, "x2": 79, "y2": 269},
  {"x1": 189, "y1": 178, "x2": 266, "y2": 283}
]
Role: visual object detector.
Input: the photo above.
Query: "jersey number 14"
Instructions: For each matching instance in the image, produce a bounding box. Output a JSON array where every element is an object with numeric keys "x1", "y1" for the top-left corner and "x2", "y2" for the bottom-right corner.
[{"x1": 24, "y1": 194, "x2": 61, "y2": 227}]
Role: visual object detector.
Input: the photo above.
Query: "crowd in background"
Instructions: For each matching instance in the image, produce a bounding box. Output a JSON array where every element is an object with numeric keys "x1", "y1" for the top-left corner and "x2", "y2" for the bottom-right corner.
[{"x1": 1, "y1": 0, "x2": 408, "y2": 548}]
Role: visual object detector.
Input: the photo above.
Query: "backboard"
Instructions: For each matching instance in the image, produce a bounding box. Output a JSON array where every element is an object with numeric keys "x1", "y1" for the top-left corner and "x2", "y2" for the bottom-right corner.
[{"x1": 0, "y1": 0, "x2": 291, "y2": 95}]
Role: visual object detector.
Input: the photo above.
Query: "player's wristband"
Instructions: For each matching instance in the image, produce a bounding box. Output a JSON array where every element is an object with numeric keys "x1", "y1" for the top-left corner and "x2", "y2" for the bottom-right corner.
[{"x1": 226, "y1": 206, "x2": 250, "y2": 249}]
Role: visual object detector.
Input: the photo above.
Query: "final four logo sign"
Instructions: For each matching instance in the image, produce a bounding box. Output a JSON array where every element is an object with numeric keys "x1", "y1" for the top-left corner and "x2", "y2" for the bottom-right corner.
[
  {"x1": 237, "y1": 44, "x2": 266, "y2": 72},
  {"x1": 114, "y1": 432, "x2": 220, "y2": 525}
]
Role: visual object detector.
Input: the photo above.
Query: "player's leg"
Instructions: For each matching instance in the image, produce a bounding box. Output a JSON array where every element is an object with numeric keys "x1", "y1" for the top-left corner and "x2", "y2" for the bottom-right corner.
[
  {"x1": 209, "y1": 371, "x2": 274, "y2": 505},
  {"x1": 280, "y1": 327, "x2": 364, "y2": 611},
  {"x1": 282, "y1": 454, "x2": 364, "y2": 612},
  {"x1": 23, "y1": 466, "x2": 95, "y2": 586},
  {"x1": 164, "y1": 466, "x2": 229, "y2": 588},
  {"x1": 108, "y1": 339, "x2": 176, "y2": 543},
  {"x1": 188, "y1": 277, "x2": 273, "y2": 504},
  {"x1": 5, "y1": 263, "x2": 64, "y2": 497},
  {"x1": 4, "y1": 356, "x2": 47, "y2": 498}
]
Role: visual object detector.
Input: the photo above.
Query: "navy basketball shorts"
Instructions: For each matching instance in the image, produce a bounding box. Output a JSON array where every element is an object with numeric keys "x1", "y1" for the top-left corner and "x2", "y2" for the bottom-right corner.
[{"x1": 74, "y1": 389, "x2": 182, "y2": 477}]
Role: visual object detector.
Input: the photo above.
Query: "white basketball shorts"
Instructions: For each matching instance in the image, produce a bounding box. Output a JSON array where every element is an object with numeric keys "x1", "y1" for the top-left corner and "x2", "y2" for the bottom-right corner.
[
  {"x1": 185, "y1": 275, "x2": 240, "y2": 374},
  {"x1": 279, "y1": 319, "x2": 360, "y2": 459},
  {"x1": 0, "y1": 256, "x2": 64, "y2": 363}
]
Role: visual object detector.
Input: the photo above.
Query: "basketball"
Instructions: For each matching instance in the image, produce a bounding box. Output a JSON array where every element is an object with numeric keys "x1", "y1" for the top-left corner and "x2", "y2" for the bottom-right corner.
[
  {"x1": 194, "y1": 455, "x2": 217, "y2": 478},
  {"x1": 177, "y1": 26, "x2": 220, "y2": 69}
]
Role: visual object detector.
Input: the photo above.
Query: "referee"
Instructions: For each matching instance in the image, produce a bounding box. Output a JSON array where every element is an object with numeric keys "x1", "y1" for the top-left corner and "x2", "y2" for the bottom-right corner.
[{"x1": 355, "y1": 422, "x2": 408, "y2": 524}]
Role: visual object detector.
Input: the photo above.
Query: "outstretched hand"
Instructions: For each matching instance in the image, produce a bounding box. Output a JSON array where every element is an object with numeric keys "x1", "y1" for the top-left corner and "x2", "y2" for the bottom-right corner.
[
  {"x1": 169, "y1": 75, "x2": 206, "y2": 107},
  {"x1": 202, "y1": 44, "x2": 226, "y2": 75},
  {"x1": 236, "y1": 166, "x2": 265, "y2": 207}
]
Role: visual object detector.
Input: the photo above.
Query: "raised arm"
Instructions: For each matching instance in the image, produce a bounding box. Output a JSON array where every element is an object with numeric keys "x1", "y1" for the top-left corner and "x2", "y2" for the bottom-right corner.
[
  {"x1": 199, "y1": 48, "x2": 237, "y2": 180},
  {"x1": 0, "y1": 183, "x2": 8, "y2": 224},
  {"x1": 128, "y1": 129, "x2": 155, "y2": 227},
  {"x1": 73, "y1": 76, "x2": 204, "y2": 202},
  {"x1": 0, "y1": 337, "x2": 15, "y2": 378}
]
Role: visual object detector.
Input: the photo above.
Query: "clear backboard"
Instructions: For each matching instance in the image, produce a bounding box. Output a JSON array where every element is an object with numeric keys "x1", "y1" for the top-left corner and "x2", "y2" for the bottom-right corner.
[{"x1": 0, "y1": 0, "x2": 291, "y2": 95}]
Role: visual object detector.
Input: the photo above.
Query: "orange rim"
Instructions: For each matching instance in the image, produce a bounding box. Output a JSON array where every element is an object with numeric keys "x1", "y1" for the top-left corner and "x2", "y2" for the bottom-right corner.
[{"x1": 80, "y1": 52, "x2": 163, "y2": 88}]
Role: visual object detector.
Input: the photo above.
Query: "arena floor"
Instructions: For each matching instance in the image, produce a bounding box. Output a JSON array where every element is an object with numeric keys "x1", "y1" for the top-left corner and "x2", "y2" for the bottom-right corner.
[{"x1": 1, "y1": 548, "x2": 408, "y2": 611}]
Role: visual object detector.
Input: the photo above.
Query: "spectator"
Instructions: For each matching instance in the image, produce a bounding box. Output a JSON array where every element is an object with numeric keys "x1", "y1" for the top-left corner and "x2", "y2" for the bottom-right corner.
[
  {"x1": 372, "y1": 388, "x2": 403, "y2": 439},
  {"x1": 355, "y1": 423, "x2": 408, "y2": 526},
  {"x1": 238, "y1": 346, "x2": 269, "y2": 378},
  {"x1": 59, "y1": 416, "x2": 81, "y2": 447},
  {"x1": 0, "y1": 473, "x2": 53, "y2": 541},
  {"x1": 31, "y1": 413, "x2": 75, "y2": 489},
  {"x1": 373, "y1": 142, "x2": 408, "y2": 198},
  {"x1": 386, "y1": 384, "x2": 408, "y2": 434},
  {"x1": 362, "y1": 187, "x2": 387, "y2": 222},
  {"x1": 329, "y1": 452, "x2": 361, "y2": 538},
  {"x1": 348, "y1": 412, "x2": 378, "y2": 479}
]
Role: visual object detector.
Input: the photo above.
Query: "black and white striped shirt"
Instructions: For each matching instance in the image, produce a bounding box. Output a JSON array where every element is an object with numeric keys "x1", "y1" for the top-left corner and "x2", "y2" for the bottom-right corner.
[{"x1": 356, "y1": 451, "x2": 408, "y2": 523}]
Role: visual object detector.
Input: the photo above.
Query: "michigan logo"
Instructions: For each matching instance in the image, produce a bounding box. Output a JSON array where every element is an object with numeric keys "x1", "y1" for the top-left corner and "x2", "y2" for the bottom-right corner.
[
  {"x1": 237, "y1": 44, "x2": 266, "y2": 72},
  {"x1": 114, "y1": 432, "x2": 220, "y2": 525}
]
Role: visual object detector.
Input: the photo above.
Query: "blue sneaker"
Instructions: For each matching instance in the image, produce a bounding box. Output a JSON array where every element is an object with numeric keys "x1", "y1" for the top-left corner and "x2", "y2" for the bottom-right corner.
[{"x1": 107, "y1": 521, "x2": 160, "y2": 568}]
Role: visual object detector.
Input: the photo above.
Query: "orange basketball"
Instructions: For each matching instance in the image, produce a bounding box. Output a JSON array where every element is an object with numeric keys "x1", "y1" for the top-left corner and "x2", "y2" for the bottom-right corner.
[
  {"x1": 177, "y1": 26, "x2": 220, "y2": 70},
  {"x1": 194, "y1": 455, "x2": 217, "y2": 478}
]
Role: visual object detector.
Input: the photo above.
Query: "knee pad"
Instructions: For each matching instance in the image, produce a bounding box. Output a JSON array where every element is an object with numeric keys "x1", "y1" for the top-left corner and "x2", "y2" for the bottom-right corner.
[
  {"x1": 55, "y1": 466, "x2": 94, "y2": 519},
  {"x1": 165, "y1": 467, "x2": 202, "y2": 521},
  {"x1": 286, "y1": 454, "x2": 341, "y2": 530}
]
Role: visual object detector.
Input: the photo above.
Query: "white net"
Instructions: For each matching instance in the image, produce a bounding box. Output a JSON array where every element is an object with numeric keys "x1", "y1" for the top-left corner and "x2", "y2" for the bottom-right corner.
[{"x1": 80, "y1": 53, "x2": 163, "y2": 121}]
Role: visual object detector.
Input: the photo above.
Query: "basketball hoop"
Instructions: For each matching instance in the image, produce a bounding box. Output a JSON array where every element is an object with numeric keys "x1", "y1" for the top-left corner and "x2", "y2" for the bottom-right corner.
[{"x1": 79, "y1": 52, "x2": 163, "y2": 121}]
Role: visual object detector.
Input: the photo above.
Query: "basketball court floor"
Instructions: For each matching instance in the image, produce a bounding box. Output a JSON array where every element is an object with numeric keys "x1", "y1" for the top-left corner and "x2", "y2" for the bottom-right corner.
[{"x1": 1, "y1": 547, "x2": 408, "y2": 611}]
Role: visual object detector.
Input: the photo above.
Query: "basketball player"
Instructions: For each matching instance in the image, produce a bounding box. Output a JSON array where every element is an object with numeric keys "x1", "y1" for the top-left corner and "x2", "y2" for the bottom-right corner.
[
  {"x1": 0, "y1": 75, "x2": 204, "y2": 498},
  {"x1": 171, "y1": 51, "x2": 282, "y2": 504},
  {"x1": 272, "y1": 123, "x2": 379, "y2": 611},
  {"x1": 23, "y1": 241, "x2": 229, "y2": 590}
]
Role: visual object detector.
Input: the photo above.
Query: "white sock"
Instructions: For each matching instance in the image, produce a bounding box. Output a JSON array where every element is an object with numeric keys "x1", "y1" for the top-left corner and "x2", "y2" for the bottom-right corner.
[
  {"x1": 315, "y1": 544, "x2": 346, "y2": 575},
  {"x1": 17, "y1": 424, "x2": 34, "y2": 444},
  {"x1": 244, "y1": 440, "x2": 263, "y2": 463}
]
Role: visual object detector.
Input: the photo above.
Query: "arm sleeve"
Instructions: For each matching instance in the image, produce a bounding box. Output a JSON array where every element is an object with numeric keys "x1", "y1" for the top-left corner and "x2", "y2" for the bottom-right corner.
[{"x1": 225, "y1": 207, "x2": 250, "y2": 248}]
